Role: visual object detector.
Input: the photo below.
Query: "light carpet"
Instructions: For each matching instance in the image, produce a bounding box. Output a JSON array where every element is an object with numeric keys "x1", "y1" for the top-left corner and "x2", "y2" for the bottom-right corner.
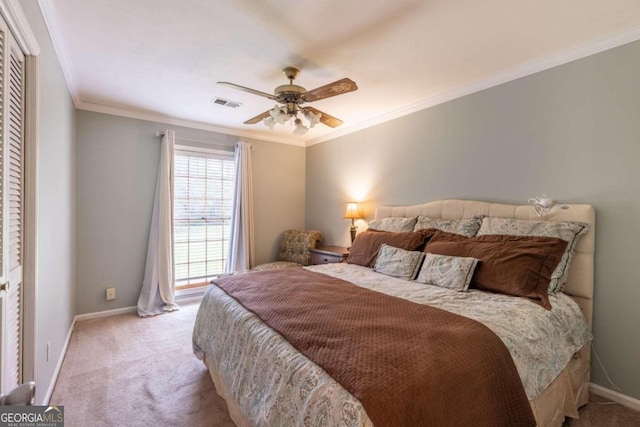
[
  {"x1": 50, "y1": 300, "x2": 234, "y2": 427},
  {"x1": 51, "y1": 299, "x2": 640, "y2": 426}
]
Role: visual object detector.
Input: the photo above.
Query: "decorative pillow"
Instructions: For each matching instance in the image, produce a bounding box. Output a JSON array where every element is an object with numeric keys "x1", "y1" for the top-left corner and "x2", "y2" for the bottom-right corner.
[
  {"x1": 413, "y1": 216, "x2": 483, "y2": 237},
  {"x1": 368, "y1": 216, "x2": 418, "y2": 232},
  {"x1": 477, "y1": 217, "x2": 590, "y2": 293},
  {"x1": 415, "y1": 253, "x2": 479, "y2": 292},
  {"x1": 347, "y1": 230, "x2": 427, "y2": 267},
  {"x1": 374, "y1": 244, "x2": 426, "y2": 280},
  {"x1": 424, "y1": 230, "x2": 569, "y2": 309}
]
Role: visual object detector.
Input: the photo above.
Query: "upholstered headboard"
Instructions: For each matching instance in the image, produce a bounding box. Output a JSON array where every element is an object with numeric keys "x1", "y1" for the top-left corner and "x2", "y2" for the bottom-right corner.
[{"x1": 375, "y1": 199, "x2": 595, "y2": 326}]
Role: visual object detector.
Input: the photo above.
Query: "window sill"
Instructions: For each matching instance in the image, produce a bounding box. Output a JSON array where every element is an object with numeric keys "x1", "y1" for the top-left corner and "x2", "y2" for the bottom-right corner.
[
  {"x1": 175, "y1": 286, "x2": 208, "y2": 298},
  {"x1": 175, "y1": 281, "x2": 209, "y2": 291},
  {"x1": 174, "y1": 274, "x2": 233, "y2": 298}
]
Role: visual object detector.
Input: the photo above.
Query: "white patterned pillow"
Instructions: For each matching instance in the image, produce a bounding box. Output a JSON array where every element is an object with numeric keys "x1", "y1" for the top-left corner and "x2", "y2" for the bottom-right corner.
[
  {"x1": 413, "y1": 216, "x2": 483, "y2": 237},
  {"x1": 369, "y1": 217, "x2": 417, "y2": 232},
  {"x1": 477, "y1": 217, "x2": 590, "y2": 293},
  {"x1": 374, "y1": 244, "x2": 425, "y2": 280},
  {"x1": 415, "y1": 253, "x2": 479, "y2": 292}
]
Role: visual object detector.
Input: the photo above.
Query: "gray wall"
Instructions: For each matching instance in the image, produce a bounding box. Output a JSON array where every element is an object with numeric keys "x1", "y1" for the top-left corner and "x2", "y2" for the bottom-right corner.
[
  {"x1": 21, "y1": 1, "x2": 77, "y2": 404},
  {"x1": 76, "y1": 110, "x2": 305, "y2": 314},
  {"x1": 306, "y1": 40, "x2": 640, "y2": 400}
]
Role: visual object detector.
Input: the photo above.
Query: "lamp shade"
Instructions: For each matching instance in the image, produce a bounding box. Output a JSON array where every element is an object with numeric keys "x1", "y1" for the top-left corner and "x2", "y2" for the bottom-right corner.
[
  {"x1": 344, "y1": 202, "x2": 362, "y2": 219},
  {"x1": 303, "y1": 109, "x2": 321, "y2": 128},
  {"x1": 293, "y1": 118, "x2": 309, "y2": 136}
]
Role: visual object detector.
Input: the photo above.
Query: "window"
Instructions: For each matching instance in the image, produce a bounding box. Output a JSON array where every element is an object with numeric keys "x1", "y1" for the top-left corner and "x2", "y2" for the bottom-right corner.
[{"x1": 173, "y1": 147, "x2": 234, "y2": 288}]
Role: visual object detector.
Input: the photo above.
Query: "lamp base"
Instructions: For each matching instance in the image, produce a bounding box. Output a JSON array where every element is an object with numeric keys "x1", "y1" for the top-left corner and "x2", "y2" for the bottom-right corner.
[{"x1": 349, "y1": 225, "x2": 357, "y2": 244}]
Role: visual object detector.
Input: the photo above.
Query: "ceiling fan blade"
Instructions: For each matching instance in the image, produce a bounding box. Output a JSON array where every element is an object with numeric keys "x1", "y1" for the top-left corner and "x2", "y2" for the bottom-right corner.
[
  {"x1": 243, "y1": 110, "x2": 271, "y2": 125},
  {"x1": 303, "y1": 107, "x2": 343, "y2": 128},
  {"x1": 302, "y1": 78, "x2": 358, "y2": 102},
  {"x1": 217, "y1": 81, "x2": 276, "y2": 100}
]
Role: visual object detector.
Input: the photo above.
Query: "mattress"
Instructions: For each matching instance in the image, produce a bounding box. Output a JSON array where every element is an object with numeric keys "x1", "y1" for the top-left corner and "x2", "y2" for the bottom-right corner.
[{"x1": 192, "y1": 263, "x2": 592, "y2": 426}]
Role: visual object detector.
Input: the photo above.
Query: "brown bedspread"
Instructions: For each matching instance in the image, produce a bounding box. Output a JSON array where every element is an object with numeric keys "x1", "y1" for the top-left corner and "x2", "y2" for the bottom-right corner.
[{"x1": 214, "y1": 268, "x2": 535, "y2": 427}]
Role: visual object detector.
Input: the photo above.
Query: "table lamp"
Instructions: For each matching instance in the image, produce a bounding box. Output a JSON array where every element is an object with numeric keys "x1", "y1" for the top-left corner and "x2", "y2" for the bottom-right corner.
[{"x1": 344, "y1": 202, "x2": 362, "y2": 244}]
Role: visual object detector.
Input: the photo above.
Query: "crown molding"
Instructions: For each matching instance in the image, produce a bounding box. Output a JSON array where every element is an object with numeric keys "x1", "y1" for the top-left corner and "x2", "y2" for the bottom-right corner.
[
  {"x1": 306, "y1": 24, "x2": 640, "y2": 146},
  {"x1": 77, "y1": 101, "x2": 305, "y2": 147},
  {"x1": 37, "y1": 0, "x2": 81, "y2": 106},
  {"x1": 37, "y1": 0, "x2": 640, "y2": 148},
  {"x1": 0, "y1": 0, "x2": 40, "y2": 54}
]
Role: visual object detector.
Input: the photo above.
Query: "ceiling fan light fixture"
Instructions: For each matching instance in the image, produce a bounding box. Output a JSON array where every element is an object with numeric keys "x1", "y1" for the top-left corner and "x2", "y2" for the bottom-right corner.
[
  {"x1": 268, "y1": 105, "x2": 288, "y2": 124},
  {"x1": 293, "y1": 118, "x2": 309, "y2": 136},
  {"x1": 303, "y1": 109, "x2": 321, "y2": 128},
  {"x1": 263, "y1": 116, "x2": 276, "y2": 129},
  {"x1": 261, "y1": 105, "x2": 324, "y2": 135}
]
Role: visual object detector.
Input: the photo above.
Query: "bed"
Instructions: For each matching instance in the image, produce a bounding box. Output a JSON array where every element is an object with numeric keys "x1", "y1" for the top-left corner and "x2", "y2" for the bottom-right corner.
[{"x1": 193, "y1": 199, "x2": 595, "y2": 426}]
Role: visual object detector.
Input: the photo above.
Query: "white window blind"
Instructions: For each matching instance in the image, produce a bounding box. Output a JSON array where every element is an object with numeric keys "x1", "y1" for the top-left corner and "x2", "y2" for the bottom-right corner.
[{"x1": 173, "y1": 149, "x2": 234, "y2": 285}]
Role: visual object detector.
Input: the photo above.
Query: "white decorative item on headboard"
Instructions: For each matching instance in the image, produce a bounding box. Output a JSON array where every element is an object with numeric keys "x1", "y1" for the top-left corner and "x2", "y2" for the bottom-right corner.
[{"x1": 528, "y1": 194, "x2": 569, "y2": 217}]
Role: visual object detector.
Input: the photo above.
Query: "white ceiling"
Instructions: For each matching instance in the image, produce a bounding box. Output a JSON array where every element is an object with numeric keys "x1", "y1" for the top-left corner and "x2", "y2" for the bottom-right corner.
[{"x1": 39, "y1": 0, "x2": 640, "y2": 146}]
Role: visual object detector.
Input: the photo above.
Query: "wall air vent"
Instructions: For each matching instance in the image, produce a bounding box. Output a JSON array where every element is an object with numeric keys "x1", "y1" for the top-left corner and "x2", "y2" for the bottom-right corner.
[{"x1": 211, "y1": 97, "x2": 242, "y2": 108}]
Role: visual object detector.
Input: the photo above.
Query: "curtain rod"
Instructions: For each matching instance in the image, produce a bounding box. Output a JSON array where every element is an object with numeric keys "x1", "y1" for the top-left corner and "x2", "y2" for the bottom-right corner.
[{"x1": 155, "y1": 131, "x2": 238, "y2": 151}]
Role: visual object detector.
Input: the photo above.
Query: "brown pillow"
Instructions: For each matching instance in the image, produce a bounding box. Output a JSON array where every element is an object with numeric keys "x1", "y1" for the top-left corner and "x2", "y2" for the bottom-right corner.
[
  {"x1": 423, "y1": 230, "x2": 568, "y2": 309},
  {"x1": 347, "y1": 230, "x2": 428, "y2": 267}
]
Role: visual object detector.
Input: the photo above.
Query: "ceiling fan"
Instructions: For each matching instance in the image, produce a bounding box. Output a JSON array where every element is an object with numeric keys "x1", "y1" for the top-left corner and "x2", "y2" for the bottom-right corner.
[{"x1": 217, "y1": 67, "x2": 358, "y2": 135}]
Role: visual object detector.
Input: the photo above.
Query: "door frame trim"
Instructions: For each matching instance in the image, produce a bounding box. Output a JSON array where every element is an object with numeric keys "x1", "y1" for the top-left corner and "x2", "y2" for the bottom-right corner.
[{"x1": 22, "y1": 53, "x2": 39, "y2": 387}]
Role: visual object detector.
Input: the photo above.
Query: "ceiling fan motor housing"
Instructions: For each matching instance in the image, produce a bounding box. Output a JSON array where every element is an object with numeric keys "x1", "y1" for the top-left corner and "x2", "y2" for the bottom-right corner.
[{"x1": 274, "y1": 84, "x2": 307, "y2": 104}]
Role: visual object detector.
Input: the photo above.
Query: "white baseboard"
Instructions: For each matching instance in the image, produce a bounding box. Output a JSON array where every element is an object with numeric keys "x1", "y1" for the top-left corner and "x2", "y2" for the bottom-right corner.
[
  {"x1": 41, "y1": 316, "x2": 76, "y2": 405},
  {"x1": 75, "y1": 305, "x2": 137, "y2": 322},
  {"x1": 75, "y1": 295, "x2": 203, "y2": 322},
  {"x1": 591, "y1": 383, "x2": 640, "y2": 412}
]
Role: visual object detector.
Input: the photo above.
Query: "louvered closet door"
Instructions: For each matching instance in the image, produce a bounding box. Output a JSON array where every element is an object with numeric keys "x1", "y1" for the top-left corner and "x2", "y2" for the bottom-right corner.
[{"x1": 0, "y1": 15, "x2": 25, "y2": 394}]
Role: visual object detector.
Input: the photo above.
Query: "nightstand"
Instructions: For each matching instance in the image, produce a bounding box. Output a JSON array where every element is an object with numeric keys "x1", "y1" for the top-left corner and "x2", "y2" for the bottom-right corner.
[{"x1": 309, "y1": 246, "x2": 349, "y2": 265}]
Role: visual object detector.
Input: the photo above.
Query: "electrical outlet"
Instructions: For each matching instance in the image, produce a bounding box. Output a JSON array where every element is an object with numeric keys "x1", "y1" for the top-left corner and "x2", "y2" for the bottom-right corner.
[{"x1": 106, "y1": 287, "x2": 116, "y2": 301}]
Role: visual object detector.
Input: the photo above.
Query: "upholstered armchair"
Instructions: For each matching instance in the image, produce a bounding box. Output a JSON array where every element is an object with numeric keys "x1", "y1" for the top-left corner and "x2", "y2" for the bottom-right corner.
[{"x1": 252, "y1": 229, "x2": 322, "y2": 271}]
